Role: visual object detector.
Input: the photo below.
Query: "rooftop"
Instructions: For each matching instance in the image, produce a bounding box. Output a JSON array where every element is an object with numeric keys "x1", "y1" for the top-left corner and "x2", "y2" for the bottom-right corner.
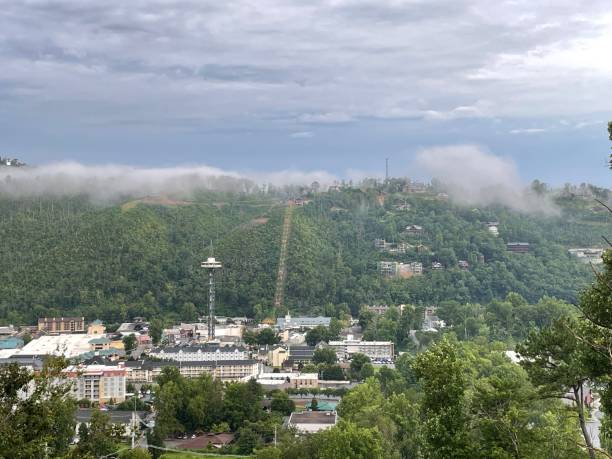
[{"x1": 289, "y1": 411, "x2": 337, "y2": 425}]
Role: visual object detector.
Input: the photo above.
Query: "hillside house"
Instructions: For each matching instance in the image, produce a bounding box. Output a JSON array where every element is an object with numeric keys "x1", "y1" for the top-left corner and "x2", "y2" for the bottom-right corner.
[{"x1": 507, "y1": 242, "x2": 531, "y2": 253}]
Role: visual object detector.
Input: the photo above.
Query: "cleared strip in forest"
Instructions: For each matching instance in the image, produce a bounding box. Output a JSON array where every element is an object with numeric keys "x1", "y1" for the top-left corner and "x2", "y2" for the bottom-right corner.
[{"x1": 273, "y1": 203, "x2": 294, "y2": 309}]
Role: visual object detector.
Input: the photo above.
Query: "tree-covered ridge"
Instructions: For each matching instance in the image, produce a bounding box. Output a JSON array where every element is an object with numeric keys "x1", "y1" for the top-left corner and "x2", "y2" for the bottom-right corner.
[{"x1": 0, "y1": 186, "x2": 608, "y2": 324}]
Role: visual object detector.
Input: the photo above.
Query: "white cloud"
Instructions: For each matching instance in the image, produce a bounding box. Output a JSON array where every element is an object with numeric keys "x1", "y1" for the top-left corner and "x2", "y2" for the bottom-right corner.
[
  {"x1": 415, "y1": 145, "x2": 558, "y2": 214},
  {"x1": 290, "y1": 131, "x2": 314, "y2": 138},
  {"x1": 297, "y1": 112, "x2": 354, "y2": 124},
  {"x1": 0, "y1": 162, "x2": 338, "y2": 199},
  {"x1": 509, "y1": 128, "x2": 548, "y2": 134}
]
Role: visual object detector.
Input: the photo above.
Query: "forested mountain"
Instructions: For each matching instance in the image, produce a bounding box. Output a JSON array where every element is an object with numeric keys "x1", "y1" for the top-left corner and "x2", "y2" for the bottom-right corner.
[{"x1": 0, "y1": 186, "x2": 608, "y2": 326}]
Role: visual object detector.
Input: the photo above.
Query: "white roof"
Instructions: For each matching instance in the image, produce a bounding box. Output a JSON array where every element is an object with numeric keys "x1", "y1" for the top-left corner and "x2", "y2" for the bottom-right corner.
[
  {"x1": 328, "y1": 340, "x2": 393, "y2": 346},
  {"x1": 15, "y1": 334, "x2": 93, "y2": 358},
  {"x1": 257, "y1": 372, "x2": 318, "y2": 380},
  {"x1": 0, "y1": 349, "x2": 16, "y2": 359}
]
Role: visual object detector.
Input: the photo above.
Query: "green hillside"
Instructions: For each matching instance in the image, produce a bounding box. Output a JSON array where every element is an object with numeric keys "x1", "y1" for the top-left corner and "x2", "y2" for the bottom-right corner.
[{"x1": 0, "y1": 187, "x2": 608, "y2": 325}]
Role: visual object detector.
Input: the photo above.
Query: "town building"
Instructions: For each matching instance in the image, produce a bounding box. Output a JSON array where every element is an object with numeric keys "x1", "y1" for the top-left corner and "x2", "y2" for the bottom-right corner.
[
  {"x1": 0, "y1": 325, "x2": 17, "y2": 336},
  {"x1": 125, "y1": 359, "x2": 259, "y2": 383},
  {"x1": 16, "y1": 334, "x2": 95, "y2": 358},
  {"x1": 75, "y1": 409, "x2": 148, "y2": 439},
  {"x1": 366, "y1": 304, "x2": 406, "y2": 315},
  {"x1": 288, "y1": 411, "x2": 337, "y2": 434},
  {"x1": 423, "y1": 306, "x2": 446, "y2": 331},
  {"x1": 405, "y1": 224, "x2": 424, "y2": 235},
  {"x1": 404, "y1": 181, "x2": 428, "y2": 194},
  {"x1": 282, "y1": 345, "x2": 316, "y2": 369},
  {"x1": 327, "y1": 339, "x2": 394, "y2": 361},
  {"x1": 268, "y1": 346, "x2": 289, "y2": 367},
  {"x1": 374, "y1": 239, "x2": 412, "y2": 254},
  {"x1": 487, "y1": 222, "x2": 499, "y2": 236},
  {"x1": 568, "y1": 248, "x2": 605, "y2": 265},
  {"x1": 0, "y1": 336, "x2": 24, "y2": 350},
  {"x1": 171, "y1": 433, "x2": 235, "y2": 450},
  {"x1": 88, "y1": 337, "x2": 111, "y2": 351},
  {"x1": 378, "y1": 261, "x2": 423, "y2": 278},
  {"x1": 256, "y1": 372, "x2": 318, "y2": 390},
  {"x1": 148, "y1": 345, "x2": 248, "y2": 362},
  {"x1": 64, "y1": 364, "x2": 127, "y2": 404},
  {"x1": 38, "y1": 317, "x2": 85, "y2": 334},
  {"x1": 87, "y1": 320, "x2": 106, "y2": 336},
  {"x1": 276, "y1": 313, "x2": 331, "y2": 331}
]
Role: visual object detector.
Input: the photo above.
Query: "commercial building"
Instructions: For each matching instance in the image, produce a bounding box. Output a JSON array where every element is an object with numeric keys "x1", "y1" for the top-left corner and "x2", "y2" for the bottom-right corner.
[
  {"x1": 327, "y1": 339, "x2": 394, "y2": 361},
  {"x1": 38, "y1": 317, "x2": 85, "y2": 334},
  {"x1": 16, "y1": 334, "x2": 94, "y2": 358},
  {"x1": 276, "y1": 313, "x2": 331, "y2": 331},
  {"x1": 125, "y1": 359, "x2": 259, "y2": 383},
  {"x1": 64, "y1": 364, "x2": 127, "y2": 404},
  {"x1": 148, "y1": 345, "x2": 248, "y2": 362}
]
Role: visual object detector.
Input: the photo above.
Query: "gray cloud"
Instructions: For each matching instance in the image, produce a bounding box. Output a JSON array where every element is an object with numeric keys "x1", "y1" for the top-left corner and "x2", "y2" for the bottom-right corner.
[
  {"x1": 415, "y1": 145, "x2": 559, "y2": 214},
  {"x1": 1, "y1": 0, "x2": 611, "y2": 132}
]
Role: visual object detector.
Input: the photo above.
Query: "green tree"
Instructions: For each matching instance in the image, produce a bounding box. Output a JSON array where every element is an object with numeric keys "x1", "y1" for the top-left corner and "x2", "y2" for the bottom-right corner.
[
  {"x1": 313, "y1": 347, "x2": 337, "y2": 365},
  {"x1": 0, "y1": 358, "x2": 76, "y2": 458},
  {"x1": 236, "y1": 426, "x2": 261, "y2": 454},
  {"x1": 123, "y1": 333, "x2": 137, "y2": 353},
  {"x1": 149, "y1": 318, "x2": 163, "y2": 345},
  {"x1": 517, "y1": 318, "x2": 603, "y2": 459},
  {"x1": 306, "y1": 325, "x2": 331, "y2": 346},
  {"x1": 412, "y1": 338, "x2": 473, "y2": 459},
  {"x1": 180, "y1": 301, "x2": 198, "y2": 322},
  {"x1": 314, "y1": 420, "x2": 384, "y2": 459},
  {"x1": 256, "y1": 328, "x2": 281, "y2": 346},
  {"x1": 270, "y1": 391, "x2": 295, "y2": 416},
  {"x1": 320, "y1": 364, "x2": 345, "y2": 381},
  {"x1": 76, "y1": 409, "x2": 118, "y2": 457},
  {"x1": 119, "y1": 448, "x2": 152, "y2": 459},
  {"x1": 349, "y1": 353, "x2": 371, "y2": 380}
]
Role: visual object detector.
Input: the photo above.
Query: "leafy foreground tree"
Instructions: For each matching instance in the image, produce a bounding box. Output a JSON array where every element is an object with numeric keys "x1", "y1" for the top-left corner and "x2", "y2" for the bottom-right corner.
[
  {"x1": 71, "y1": 408, "x2": 122, "y2": 458},
  {"x1": 361, "y1": 339, "x2": 584, "y2": 458},
  {"x1": 517, "y1": 318, "x2": 610, "y2": 459},
  {"x1": 0, "y1": 358, "x2": 76, "y2": 458},
  {"x1": 254, "y1": 420, "x2": 384, "y2": 459}
]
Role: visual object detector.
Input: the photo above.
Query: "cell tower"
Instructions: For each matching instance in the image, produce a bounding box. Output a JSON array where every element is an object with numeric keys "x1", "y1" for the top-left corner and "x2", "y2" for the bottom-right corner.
[
  {"x1": 201, "y1": 256, "x2": 222, "y2": 340},
  {"x1": 385, "y1": 157, "x2": 389, "y2": 182}
]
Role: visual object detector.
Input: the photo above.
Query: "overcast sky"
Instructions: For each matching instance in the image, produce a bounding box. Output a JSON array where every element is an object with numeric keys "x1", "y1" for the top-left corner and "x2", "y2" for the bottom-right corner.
[{"x1": 1, "y1": 1, "x2": 611, "y2": 185}]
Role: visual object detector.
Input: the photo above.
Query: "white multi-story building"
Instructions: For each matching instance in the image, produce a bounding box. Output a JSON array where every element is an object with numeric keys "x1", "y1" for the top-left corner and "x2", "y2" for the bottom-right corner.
[
  {"x1": 64, "y1": 364, "x2": 127, "y2": 404},
  {"x1": 125, "y1": 359, "x2": 259, "y2": 383},
  {"x1": 276, "y1": 313, "x2": 331, "y2": 331},
  {"x1": 148, "y1": 345, "x2": 248, "y2": 362},
  {"x1": 327, "y1": 339, "x2": 394, "y2": 361}
]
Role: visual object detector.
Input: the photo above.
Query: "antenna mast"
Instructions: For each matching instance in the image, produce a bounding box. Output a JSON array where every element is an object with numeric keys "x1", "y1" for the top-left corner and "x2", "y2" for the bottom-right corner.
[{"x1": 385, "y1": 158, "x2": 389, "y2": 182}]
